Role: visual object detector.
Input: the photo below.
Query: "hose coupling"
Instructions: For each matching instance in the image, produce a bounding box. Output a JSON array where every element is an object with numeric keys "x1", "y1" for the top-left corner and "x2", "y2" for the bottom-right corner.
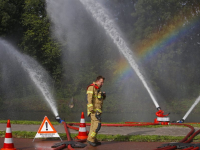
[
  {"x1": 157, "y1": 107, "x2": 161, "y2": 111},
  {"x1": 55, "y1": 116, "x2": 64, "y2": 123}
]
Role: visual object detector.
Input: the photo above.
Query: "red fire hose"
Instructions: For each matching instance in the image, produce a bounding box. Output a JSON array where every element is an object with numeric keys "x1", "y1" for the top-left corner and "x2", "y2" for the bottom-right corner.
[
  {"x1": 154, "y1": 123, "x2": 195, "y2": 150},
  {"x1": 155, "y1": 126, "x2": 200, "y2": 150},
  {"x1": 53, "y1": 144, "x2": 66, "y2": 150},
  {"x1": 63, "y1": 122, "x2": 74, "y2": 150},
  {"x1": 177, "y1": 129, "x2": 200, "y2": 150},
  {"x1": 184, "y1": 129, "x2": 200, "y2": 143},
  {"x1": 67, "y1": 123, "x2": 89, "y2": 135},
  {"x1": 53, "y1": 122, "x2": 75, "y2": 150},
  {"x1": 68, "y1": 122, "x2": 196, "y2": 150},
  {"x1": 54, "y1": 121, "x2": 198, "y2": 150},
  {"x1": 171, "y1": 123, "x2": 195, "y2": 143}
]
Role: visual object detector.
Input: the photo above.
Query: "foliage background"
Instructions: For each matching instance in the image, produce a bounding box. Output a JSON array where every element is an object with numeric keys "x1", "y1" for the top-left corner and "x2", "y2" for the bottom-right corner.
[{"x1": 0, "y1": 0, "x2": 200, "y2": 121}]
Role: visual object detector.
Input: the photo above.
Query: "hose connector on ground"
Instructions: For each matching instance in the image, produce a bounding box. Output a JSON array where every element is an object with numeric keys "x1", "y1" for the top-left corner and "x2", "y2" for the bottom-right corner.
[
  {"x1": 55, "y1": 116, "x2": 64, "y2": 123},
  {"x1": 177, "y1": 119, "x2": 185, "y2": 123},
  {"x1": 157, "y1": 107, "x2": 161, "y2": 111}
]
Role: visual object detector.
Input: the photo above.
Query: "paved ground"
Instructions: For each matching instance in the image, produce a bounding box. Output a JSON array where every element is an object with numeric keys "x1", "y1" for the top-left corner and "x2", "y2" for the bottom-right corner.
[
  {"x1": 0, "y1": 138, "x2": 166, "y2": 150},
  {"x1": 0, "y1": 123, "x2": 198, "y2": 150},
  {"x1": 0, "y1": 123, "x2": 197, "y2": 136}
]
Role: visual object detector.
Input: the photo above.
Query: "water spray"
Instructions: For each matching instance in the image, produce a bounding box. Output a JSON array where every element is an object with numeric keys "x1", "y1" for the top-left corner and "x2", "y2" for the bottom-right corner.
[
  {"x1": 0, "y1": 39, "x2": 59, "y2": 117},
  {"x1": 178, "y1": 95, "x2": 200, "y2": 123},
  {"x1": 68, "y1": 97, "x2": 74, "y2": 108},
  {"x1": 79, "y1": 0, "x2": 160, "y2": 110}
]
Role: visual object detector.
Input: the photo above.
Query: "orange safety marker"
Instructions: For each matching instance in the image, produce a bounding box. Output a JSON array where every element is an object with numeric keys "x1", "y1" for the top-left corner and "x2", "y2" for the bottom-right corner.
[
  {"x1": 1, "y1": 120, "x2": 17, "y2": 150},
  {"x1": 76, "y1": 112, "x2": 88, "y2": 140},
  {"x1": 33, "y1": 116, "x2": 62, "y2": 142}
]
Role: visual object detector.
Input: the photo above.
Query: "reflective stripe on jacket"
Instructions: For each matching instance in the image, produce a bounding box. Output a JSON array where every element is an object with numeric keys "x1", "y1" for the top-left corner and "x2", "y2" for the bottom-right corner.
[{"x1": 86, "y1": 82, "x2": 104, "y2": 116}]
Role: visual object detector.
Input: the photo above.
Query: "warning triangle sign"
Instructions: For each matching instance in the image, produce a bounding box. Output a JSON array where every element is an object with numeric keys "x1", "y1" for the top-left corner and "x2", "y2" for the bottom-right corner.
[
  {"x1": 33, "y1": 116, "x2": 62, "y2": 142},
  {"x1": 38, "y1": 116, "x2": 57, "y2": 133}
]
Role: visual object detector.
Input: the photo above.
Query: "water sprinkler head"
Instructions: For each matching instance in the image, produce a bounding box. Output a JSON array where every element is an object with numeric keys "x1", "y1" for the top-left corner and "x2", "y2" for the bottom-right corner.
[
  {"x1": 55, "y1": 115, "x2": 64, "y2": 123},
  {"x1": 177, "y1": 119, "x2": 184, "y2": 123},
  {"x1": 157, "y1": 107, "x2": 161, "y2": 111},
  {"x1": 55, "y1": 116, "x2": 60, "y2": 122}
]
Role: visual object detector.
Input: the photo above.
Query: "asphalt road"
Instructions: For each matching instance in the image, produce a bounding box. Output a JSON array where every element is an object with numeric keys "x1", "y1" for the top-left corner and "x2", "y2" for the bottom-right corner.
[
  {"x1": 0, "y1": 138, "x2": 166, "y2": 150},
  {"x1": 0, "y1": 123, "x2": 197, "y2": 136},
  {"x1": 0, "y1": 123, "x2": 197, "y2": 150}
]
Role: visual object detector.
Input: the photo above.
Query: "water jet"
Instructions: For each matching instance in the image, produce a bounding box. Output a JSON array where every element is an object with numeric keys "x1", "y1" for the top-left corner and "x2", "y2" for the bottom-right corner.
[
  {"x1": 79, "y1": 0, "x2": 160, "y2": 111},
  {"x1": 0, "y1": 38, "x2": 59, "y2": 117}
]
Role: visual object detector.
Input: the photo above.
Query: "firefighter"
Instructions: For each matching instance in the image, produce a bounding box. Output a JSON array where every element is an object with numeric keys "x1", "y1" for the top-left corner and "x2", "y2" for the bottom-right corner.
[{"x1": 86, "y1": 76, "x2": 106, "y2": 146}]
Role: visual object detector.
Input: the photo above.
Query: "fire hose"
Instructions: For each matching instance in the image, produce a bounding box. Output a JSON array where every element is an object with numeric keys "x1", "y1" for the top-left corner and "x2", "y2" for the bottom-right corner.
[
  {"x1": 53, "y1": 120, "x2": 199, "y2": 150},
  {"x1": 66, "y1": 122, "x2": 198, "y2": 150},
  {"x1": 154, "y1": 123, "x2": 195, "y2": 150},
  {"x1": 52, "y1": 122, "x2": 87, "y2": 150},
  {"x1": 52, "y1": 122, "x2": 74, "y2": 150}
]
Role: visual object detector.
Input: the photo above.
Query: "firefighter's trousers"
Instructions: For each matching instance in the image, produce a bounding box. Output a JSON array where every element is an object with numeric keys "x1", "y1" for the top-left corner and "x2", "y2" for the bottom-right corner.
[{"x1": 87, "y1": 113, "x2": 101, "y2": 143}]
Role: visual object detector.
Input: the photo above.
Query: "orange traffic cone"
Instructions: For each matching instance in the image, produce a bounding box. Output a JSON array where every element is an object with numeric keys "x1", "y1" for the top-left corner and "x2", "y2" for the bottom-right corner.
[
  {"x1": 1, "y1": 120, "x2": 17, "y2": 150},
  {"x1": 76, "y1": 112, "x2": 88, "y2": 140}
]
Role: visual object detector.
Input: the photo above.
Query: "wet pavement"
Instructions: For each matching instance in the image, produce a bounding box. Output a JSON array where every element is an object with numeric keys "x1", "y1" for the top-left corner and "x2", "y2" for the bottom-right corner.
[
  {"x1": 0, "y1": 123, "x2": 197, "y2": 136},
  {"x1": 0, "y1": 138, "x2": 166, "y2": 150},
  {"x1": 0, "y1": 123, "x2": 197, "y2": 149}
]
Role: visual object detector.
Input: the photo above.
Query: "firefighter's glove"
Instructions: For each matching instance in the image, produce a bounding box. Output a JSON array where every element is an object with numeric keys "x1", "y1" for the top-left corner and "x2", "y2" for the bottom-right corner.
[
  {"x1": 101, "y1": 92, "x2": 106, "y2": 99},
  {"x1": 88, "y1": 106, "x2": 94, "y2": 113},
  {"x1": 95, "y1": 111, "x2": 101, "y2": 121}
]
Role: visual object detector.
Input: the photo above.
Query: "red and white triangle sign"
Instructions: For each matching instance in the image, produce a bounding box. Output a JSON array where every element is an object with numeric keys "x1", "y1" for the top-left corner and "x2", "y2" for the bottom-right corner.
[{"x1": 33, "y1": 116, "x2": 62, "y2": 141}]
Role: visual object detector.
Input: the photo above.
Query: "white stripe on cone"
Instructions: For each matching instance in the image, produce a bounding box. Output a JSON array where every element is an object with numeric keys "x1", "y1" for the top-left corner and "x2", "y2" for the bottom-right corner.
[
  {"x1": 6, "y1": 128, "x2": 12, "y2": 133},
  {"x1": 80, "y1": 119, "x2": 85, "y2": 123},
  {"x1": 4, "y1": 138, "x2": 13, "y2": 143},
  {"x1": 79, "y1": 127, "x2": 86, "y2": 132}
]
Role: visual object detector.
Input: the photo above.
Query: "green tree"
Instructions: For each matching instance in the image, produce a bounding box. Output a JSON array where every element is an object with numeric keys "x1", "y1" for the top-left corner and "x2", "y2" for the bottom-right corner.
[
  {"x1": 130, "y1": 0, "x2": 200, "y2": 101},
  {"x1": 0, "y1": 0, "x2": 24, "y2": 43},
  {"x1": 21, "y1": 0, "x2": 62, "y2": 79},
  {"x1": 131, "y1": 0, "x2": 200, "y2": 49}
]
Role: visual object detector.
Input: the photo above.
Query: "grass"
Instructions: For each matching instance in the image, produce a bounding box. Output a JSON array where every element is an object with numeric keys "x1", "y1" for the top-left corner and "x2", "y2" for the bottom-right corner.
[
  {"x1": 0, "y1": 120, "x2": 60, "y2": 125},
  {"x1": 1, "y1": 120, "x2": 200, "y2": 128},
  {"x1": 0, "y1": 131, "x2": 200, "y2": 142},
  {"x1": 0, "y1": 120, "x2": 200, "y2": 142}
]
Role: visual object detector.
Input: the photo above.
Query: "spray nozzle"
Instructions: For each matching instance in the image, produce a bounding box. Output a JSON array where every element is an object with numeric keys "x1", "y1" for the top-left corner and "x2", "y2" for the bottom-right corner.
[
  {"x1": 55, "y1": 116, "x2": 64, "y2": 123},
  {"x1": 157, "y1": 107, "x2": 161, "y2": 111},
  {"x1": 177, "y1": 119, "x2": 184, "y2": 123}
]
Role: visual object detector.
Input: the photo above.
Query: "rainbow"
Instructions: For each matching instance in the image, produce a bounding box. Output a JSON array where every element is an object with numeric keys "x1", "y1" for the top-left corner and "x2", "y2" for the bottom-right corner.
[
  {"x1": 138, "y1": 16, "x2": 200, "y2": 61},
  {"x1": 112, "y1": 58, "x2": 133, "y2": 82},
  {"x1": 113, "y1": 10, "x2": 200, "y2": 81}
]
